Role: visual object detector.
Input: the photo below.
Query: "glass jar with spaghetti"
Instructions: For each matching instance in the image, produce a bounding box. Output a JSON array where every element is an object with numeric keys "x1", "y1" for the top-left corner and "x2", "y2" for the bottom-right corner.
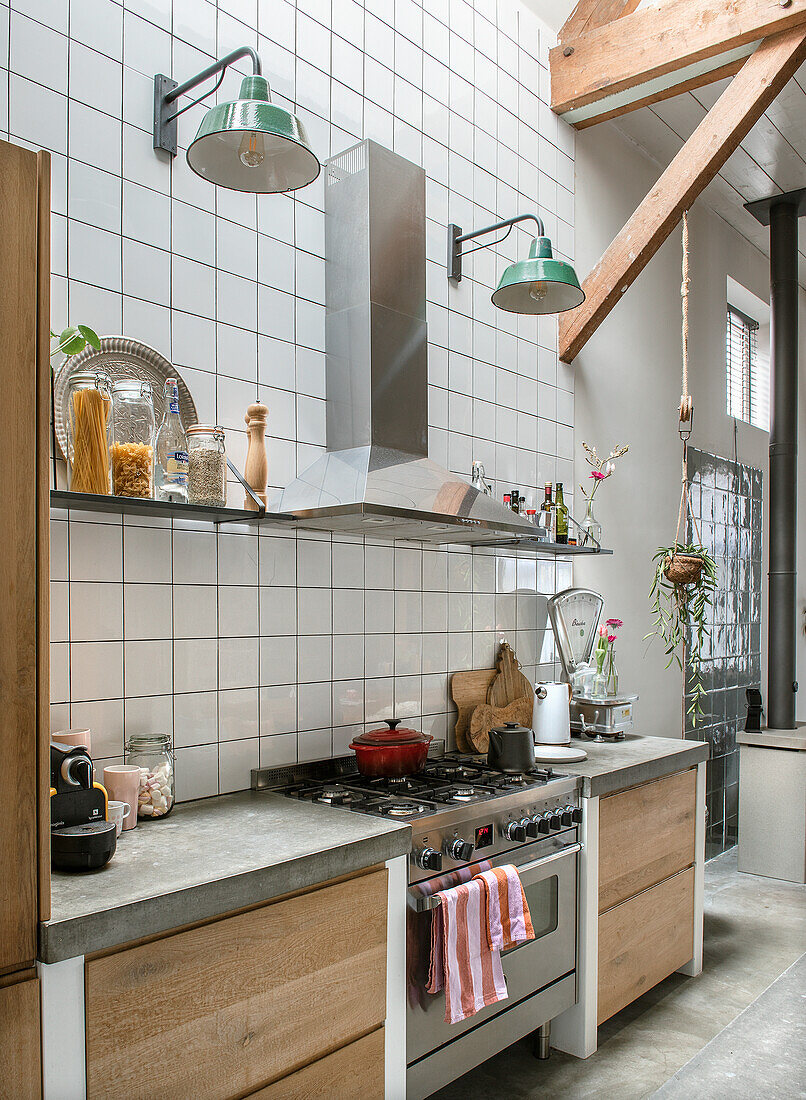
[
  {"x1": 66, "y1": 370, "x2": 113, "y2": 495},
  {"x1": 111, "y1": 380, "x2": 155, "y2": 498}
]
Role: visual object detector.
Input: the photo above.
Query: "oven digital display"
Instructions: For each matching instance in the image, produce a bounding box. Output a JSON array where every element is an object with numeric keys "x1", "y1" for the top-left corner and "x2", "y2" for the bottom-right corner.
[{"x1": 475, "y1": 823, "x2": 494, "y2": 849}]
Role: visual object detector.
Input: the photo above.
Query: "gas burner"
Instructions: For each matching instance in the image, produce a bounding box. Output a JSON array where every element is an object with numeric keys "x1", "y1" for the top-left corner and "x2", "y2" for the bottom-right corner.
[
  {"x1": 430, "y1": 783, "x2": 497, "y2": 805},
  {"x1": 315, "y1": 785, "x2": 358, "y2": 805},
  {"x1": 423, "y1": 763, "x2": 484, "y2": 783},
  {"x1": 381, "y1": 800, "x2": 431, "y2": 818}
]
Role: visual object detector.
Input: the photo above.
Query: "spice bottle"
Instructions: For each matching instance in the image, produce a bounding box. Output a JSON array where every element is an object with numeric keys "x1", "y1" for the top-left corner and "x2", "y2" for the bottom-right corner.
[
  {"x1": 187, "y1": 425, "x2": 227, "y2": 508},
  {"x1": 111, "y1": 380, "x2": 155, "y2": 498},
  {"x1": 66, "y1": 370, "x2": 113, "y2": 495}
]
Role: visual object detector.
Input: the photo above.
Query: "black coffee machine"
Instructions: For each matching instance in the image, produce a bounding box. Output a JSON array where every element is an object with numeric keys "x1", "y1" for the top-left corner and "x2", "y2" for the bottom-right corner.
[{"x1": 50, "y1": 743, "x2": 116, "y2": 871}]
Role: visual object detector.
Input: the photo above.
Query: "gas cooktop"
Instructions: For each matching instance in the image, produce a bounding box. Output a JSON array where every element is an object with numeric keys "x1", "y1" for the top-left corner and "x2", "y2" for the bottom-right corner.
[{"x1": 278, "y1": 753, "x2": 569, "y2": 821}]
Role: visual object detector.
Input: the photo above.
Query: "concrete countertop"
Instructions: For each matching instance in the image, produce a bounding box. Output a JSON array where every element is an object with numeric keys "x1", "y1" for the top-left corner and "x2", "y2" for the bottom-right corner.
[
  {"x1": 41, "y1": 790, "x2": 411, "y2": 964},
  {"x1": 738, "y1": 724, "x2": 806, "y2": 751},
  {"x1": 565, "y1": 733, "x2": 709, "y2": 797}
]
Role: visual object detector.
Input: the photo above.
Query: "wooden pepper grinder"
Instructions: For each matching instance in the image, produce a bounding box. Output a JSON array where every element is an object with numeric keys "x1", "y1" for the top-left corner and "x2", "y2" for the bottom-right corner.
[{"x1": 243, "y1": 402, "x2": 268, "y2": 510}]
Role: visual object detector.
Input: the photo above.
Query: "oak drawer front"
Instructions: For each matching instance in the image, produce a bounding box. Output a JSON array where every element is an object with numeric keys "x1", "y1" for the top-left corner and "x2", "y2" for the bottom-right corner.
[
  {"x1": 599, "y1": 768, "x2": 696, "y2": 913},
  {"x1": 86, "y1": 868, "x2": 387, "y2": 1100},
  {"x1": 0, "y1": 972, "x2": 41, "y2": 1100},
  {"x1": 598, "y1": 866, "x2": 694, "y2": 1025},
  {"x1": 249, "y1": 1027, "x2": 384, "y2": 1099}
]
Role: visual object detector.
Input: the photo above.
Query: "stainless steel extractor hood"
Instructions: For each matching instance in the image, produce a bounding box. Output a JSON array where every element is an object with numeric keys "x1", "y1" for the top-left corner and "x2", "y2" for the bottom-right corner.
[{"x1": 271, "y1": 139, "x2": 537, "y2": 545}]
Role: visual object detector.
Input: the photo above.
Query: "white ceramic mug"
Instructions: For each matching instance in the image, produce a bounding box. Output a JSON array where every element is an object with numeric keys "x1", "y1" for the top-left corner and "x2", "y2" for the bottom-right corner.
[{"x1": 107, "y1": 800, "x2": 131, "y2": 837}]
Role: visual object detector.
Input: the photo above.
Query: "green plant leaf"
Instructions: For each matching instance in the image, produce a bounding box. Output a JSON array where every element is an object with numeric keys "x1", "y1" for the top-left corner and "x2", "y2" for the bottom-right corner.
[
  {"x1": 57, "y1": 325, "x2": 84, "y2": 355},
  {"x1": 77, "y1": 324, "x2": 100, "y2": 349}
]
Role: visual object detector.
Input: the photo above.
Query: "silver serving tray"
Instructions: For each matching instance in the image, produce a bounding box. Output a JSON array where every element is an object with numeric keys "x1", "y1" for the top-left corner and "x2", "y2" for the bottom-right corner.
[{"x1": 53, "y1": 337, "x2": 198, "y2": 461}]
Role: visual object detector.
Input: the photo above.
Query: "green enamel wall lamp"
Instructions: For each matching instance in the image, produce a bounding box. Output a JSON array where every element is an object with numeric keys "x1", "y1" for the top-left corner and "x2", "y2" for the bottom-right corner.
[
  {"x1": 448, "y1": 213, "x2": 585, "y2": 315},
  {"x1": 153, "y1": 46, "x2": 320, "y2": 193}
]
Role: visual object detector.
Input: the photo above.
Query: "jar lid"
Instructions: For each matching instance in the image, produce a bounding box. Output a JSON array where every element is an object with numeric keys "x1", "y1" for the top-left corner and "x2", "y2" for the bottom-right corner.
[
  {"x1": 70, "y1": 369, "x2": 112, "y2": 387},
  {"x1": 351, "y1": 719, "x2": 432, "y2": 747},
  {"x1": 489, "y1": 721, "x2": 533, "y2": 736},
  {"x1": 187, "y1": 424, "x2": 225, "y2": 436},
  {"x1": 126, "y1": 734, "x2": 172, "y2": 748},
  {"x1": 112, "y1": 379, "x2": 153, "y2": 396}
]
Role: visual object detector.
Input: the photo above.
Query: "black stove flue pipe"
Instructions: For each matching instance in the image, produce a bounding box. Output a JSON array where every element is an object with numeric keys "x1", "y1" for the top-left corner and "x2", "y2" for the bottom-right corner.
[{"x1": 767, "y1": 199, "x2": 799, "y2": 730}]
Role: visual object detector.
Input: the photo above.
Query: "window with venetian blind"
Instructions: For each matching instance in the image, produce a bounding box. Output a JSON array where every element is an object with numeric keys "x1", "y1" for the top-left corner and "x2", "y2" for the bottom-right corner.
[{"x1": 726, "y1": 306, "x2": 769, "y2": 430}]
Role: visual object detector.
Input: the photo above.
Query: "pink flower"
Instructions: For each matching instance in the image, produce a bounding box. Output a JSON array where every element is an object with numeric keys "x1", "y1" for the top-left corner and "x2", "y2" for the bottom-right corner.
[
  {"x1": 590, "y1": 470, "x2": 606, "y2": 480},
  {"x1": 606, "y1": 618, "x2": 623, "y2": 628},
  {"x1": 607, "y1": 634, "x2": 617, "y2": 643},
  {"x1": 599, "y1": 625, "x2": 607, "y2": 637}
]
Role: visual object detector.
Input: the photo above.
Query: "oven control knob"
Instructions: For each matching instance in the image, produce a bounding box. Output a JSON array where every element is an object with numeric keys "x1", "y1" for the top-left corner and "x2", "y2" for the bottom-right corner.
[
  {"x1": 416, "y1": 846, "x2": 443, "y2": 872},
  {"x1": 504, "y1": 821, "x2": 527, "y2": 842},
  {"x1": 536, "y1": 814, "x2": 552, "y2": 835},
  {"x1": 571, "y1": 806, "x2": 583, "y2": 824},
  {"x1": 548, "y1": 812, "x2": 563, "y2": 831},
  {"x1": 560, "y1": 807, "x2": 574, "y2": 827},
  {"x1": 524, "y1": 817, "x2": 540, "y2": 839},
  {"x1": 445, "y1": 838, "x2": 475, "y2": 861}
]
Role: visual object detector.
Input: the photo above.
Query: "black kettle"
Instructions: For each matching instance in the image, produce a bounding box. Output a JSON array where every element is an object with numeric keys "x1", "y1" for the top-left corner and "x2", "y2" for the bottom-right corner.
[{"x1": 487, "y1": 722, "x2": 535, "y2": 774}]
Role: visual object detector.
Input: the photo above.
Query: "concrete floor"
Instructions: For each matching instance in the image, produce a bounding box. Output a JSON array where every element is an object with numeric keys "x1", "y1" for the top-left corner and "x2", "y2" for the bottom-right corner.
[{"x1": 432, "y1": 850, "x2": 806, "y2": 1100}]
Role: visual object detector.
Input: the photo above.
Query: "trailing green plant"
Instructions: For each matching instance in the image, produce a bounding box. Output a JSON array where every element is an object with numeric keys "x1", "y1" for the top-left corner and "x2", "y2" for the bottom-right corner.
[
  {"x1": 645, "y1": 542, "x2": 717, "y2": 725},
  {"x1": 51, "y1": 324, "x2": 100, "y2": 360}
]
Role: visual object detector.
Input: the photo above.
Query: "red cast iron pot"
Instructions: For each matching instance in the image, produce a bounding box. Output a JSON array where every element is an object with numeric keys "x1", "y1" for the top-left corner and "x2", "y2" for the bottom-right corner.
[{"x1": 349, "y1": 719, "x2": 433, "y2": 777}]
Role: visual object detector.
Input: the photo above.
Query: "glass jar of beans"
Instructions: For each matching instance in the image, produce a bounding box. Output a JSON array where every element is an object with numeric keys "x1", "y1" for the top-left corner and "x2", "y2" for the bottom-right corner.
[
  {"x1": 125, "y1": 734, "x2": 175, "y2": 820},
  {"x1": 187, "y1": 425, "x2": 227, "y2": 508}
]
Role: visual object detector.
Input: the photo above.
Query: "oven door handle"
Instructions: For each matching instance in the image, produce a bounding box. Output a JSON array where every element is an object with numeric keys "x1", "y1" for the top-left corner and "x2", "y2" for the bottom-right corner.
[{"x1": 407, "y1": 842, "x2": 583, "y2": 912}]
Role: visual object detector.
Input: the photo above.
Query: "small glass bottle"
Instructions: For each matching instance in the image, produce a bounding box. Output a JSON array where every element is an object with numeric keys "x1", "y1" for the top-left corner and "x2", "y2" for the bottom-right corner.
[
  {"x1": 66, "y1": 370, "x2": 113, "y2": 495},
  {"x1": 540, "y1": 482, "x2": 554, "y2": 540},
  {"x1": 154, "y1": 378, "x2": 189, "y2": 503},
  {"x1": 125, "y1": 734, "x2": 175, "y2": 819},
  {"x1": 555, "y1": 483, "x2": 569, "y2": 544},
  {"x1": 111, "y1": 380, "x2": 155, "y2": 498},
  {"x1": 510, "y1": 487, "x2": 521, "y2": 514},
  {"x1": 187, "y1": 425, "x2": 227, "y2": 508}
]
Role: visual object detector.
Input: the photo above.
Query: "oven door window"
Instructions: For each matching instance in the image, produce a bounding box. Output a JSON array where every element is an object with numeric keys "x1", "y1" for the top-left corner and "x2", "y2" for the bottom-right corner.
[{"x1": 505, "y1": 874, "x2": 558, "y2": 952}]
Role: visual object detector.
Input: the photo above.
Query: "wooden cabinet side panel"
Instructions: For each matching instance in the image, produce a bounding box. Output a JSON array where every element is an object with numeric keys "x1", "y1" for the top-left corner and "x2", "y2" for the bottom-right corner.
[
  {"x1": 599, "y1": 768, "x2": 696, "y2": 912},
  {"x1": 598, "y1": 866, "x2": 695, "y2": 1025},
  {"x1": 248, "y1": 1027, "x2": 384, "y2": 1100},
  {"x1": 36, "y1": 149, "x2": 51, "y2": 923},
  {"x1": 86, "y1": 869, "x2": 388, "y2": 1100},
  {"x1": 0, "y1": 138, "x2": 39, "y2": 972},
  {"x1": 0, "y1": 973, "x2": 42, "y2": 1099}
]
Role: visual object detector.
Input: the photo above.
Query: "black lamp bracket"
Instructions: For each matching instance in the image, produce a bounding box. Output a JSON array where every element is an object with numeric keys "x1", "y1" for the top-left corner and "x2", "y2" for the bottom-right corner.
[
  {"x1": 153, "y1": 46, "x2": 263, "y2": 157},
  {"x1": 448, "y1": 213, "x2": 545, "y2": 281}
]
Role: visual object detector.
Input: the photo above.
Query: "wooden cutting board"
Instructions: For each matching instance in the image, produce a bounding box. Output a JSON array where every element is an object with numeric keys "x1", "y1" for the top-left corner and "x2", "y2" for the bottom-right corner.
[
  {"x1": 468, "y1": 696, "x2": 533, "y2": 754},
  {"x1": 450, "y1": 668, "x2": 496, "y2": 752},
  {"x1": 487, "y1": 641, "x2": 532, "y2": 709}
]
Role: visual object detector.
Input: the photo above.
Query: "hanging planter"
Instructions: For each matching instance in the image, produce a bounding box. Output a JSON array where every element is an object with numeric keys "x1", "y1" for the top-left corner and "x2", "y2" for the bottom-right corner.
[{"x1": 645, "y1": 210, "x2": 717, "y2": 727}]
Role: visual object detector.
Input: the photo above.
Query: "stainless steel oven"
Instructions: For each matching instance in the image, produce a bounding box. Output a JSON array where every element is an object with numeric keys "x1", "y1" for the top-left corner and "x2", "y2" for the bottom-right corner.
[{"x1": 406, "y1": 832, "x2": 579, "y2": 1098}]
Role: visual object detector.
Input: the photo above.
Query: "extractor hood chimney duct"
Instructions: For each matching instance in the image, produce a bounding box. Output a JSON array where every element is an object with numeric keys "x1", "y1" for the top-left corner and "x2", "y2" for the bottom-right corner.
[
  {"x1": 273, "y1": 139, "x2": 539, "y2": 545},
  {"x1": 746, "y1": 189, "x2": 804, "y2": 729}
]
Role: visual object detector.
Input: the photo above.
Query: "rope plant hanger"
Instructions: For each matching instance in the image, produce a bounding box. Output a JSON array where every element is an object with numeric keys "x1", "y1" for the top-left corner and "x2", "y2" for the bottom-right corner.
[{"x1": 646, "y1": 210, "x2": 717, "y2": 726}]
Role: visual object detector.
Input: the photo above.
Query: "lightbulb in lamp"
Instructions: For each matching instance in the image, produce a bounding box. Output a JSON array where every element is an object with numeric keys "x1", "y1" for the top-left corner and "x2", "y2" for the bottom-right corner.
[
  {"x1": 239, "y1": 131, "x2": 265, "y2": 167},
  {"x1": 528, "y1": 281, "x2": 549, "y2": 303}
]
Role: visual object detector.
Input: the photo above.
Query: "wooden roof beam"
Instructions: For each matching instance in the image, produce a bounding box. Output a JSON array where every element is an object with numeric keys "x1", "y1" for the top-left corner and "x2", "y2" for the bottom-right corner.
[
  {"x1": 551, "y1": 0, "x2": 806, "y2": 125},
  {"x1": 558, "y1": 26, "x2": 806, "y2": 364}
]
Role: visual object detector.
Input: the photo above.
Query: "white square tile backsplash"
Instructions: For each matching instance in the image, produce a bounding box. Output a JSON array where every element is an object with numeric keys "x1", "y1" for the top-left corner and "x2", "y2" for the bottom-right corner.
[{"x1": 25, "y1": 0, "x2": 575, "y2": 798}]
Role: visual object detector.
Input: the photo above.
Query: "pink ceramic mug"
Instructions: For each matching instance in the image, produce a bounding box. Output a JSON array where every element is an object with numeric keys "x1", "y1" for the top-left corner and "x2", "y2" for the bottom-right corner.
[
  {"x1": 103, "y1": 765, "x2": 140, "y2": 831},
  {"x1": 52, "y1": 728, "x2": 92, "y2": 753}
]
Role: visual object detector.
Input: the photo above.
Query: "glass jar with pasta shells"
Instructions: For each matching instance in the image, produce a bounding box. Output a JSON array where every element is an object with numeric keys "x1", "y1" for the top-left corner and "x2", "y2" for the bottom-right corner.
[
  {"x1": 125, "y1": 734, "x2": 175, "y2": 820},
  {"x1": 187, "y1": 425, "x2": 227, "y2": 508},
  {"x1": 111, "y1": 380, "x2": 155, "y2": 498},
  {"x1": 65, "y1": 370, "x2": 114, "y2": 495}
]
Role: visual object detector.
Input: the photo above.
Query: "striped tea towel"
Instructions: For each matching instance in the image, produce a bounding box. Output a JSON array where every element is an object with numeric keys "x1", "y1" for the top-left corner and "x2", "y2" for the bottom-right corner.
[
  {"x1": 426, "y1": 878, "x2": 508, "y2": 1024},
  {"x1": 475, "y1": 865, "x2": 535, "y2": 951}
]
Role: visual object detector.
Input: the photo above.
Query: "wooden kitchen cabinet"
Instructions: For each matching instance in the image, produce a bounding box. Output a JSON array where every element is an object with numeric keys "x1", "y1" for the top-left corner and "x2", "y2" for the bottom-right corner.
[
  {"x1": 598, "y1": 768, "x2": 696, "y2": 912},
  {"x1": 85, "y1": 867, "x2": 388, "y2": 1100},
  {"x1": 0, "y1": 970, "x2": 42, "y2": 1099},
  {"x1": 248, "y1": 1026, "x2": 384, "y2": 1099},
  {"x1": 597, "y1": 768, "x2": 698, "y2": 1025},
  {"x1": 598, "y1": 867, "x2": 695, "y2": 1024}
]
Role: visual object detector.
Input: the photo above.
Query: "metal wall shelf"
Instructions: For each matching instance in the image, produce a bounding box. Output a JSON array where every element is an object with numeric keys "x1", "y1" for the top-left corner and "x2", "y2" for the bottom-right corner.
[
  {"x1": 50, "y1": 491, "x2": 613, "y2": 555},
  {"x1": 50, "y1": 489, "x2": 290, "y2": 527}
]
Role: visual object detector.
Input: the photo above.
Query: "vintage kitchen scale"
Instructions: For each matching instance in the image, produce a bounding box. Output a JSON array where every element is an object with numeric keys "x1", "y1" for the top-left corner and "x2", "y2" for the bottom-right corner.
[{"x1": 548, "y1": 588, "x2": 638, "y2": 741}]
